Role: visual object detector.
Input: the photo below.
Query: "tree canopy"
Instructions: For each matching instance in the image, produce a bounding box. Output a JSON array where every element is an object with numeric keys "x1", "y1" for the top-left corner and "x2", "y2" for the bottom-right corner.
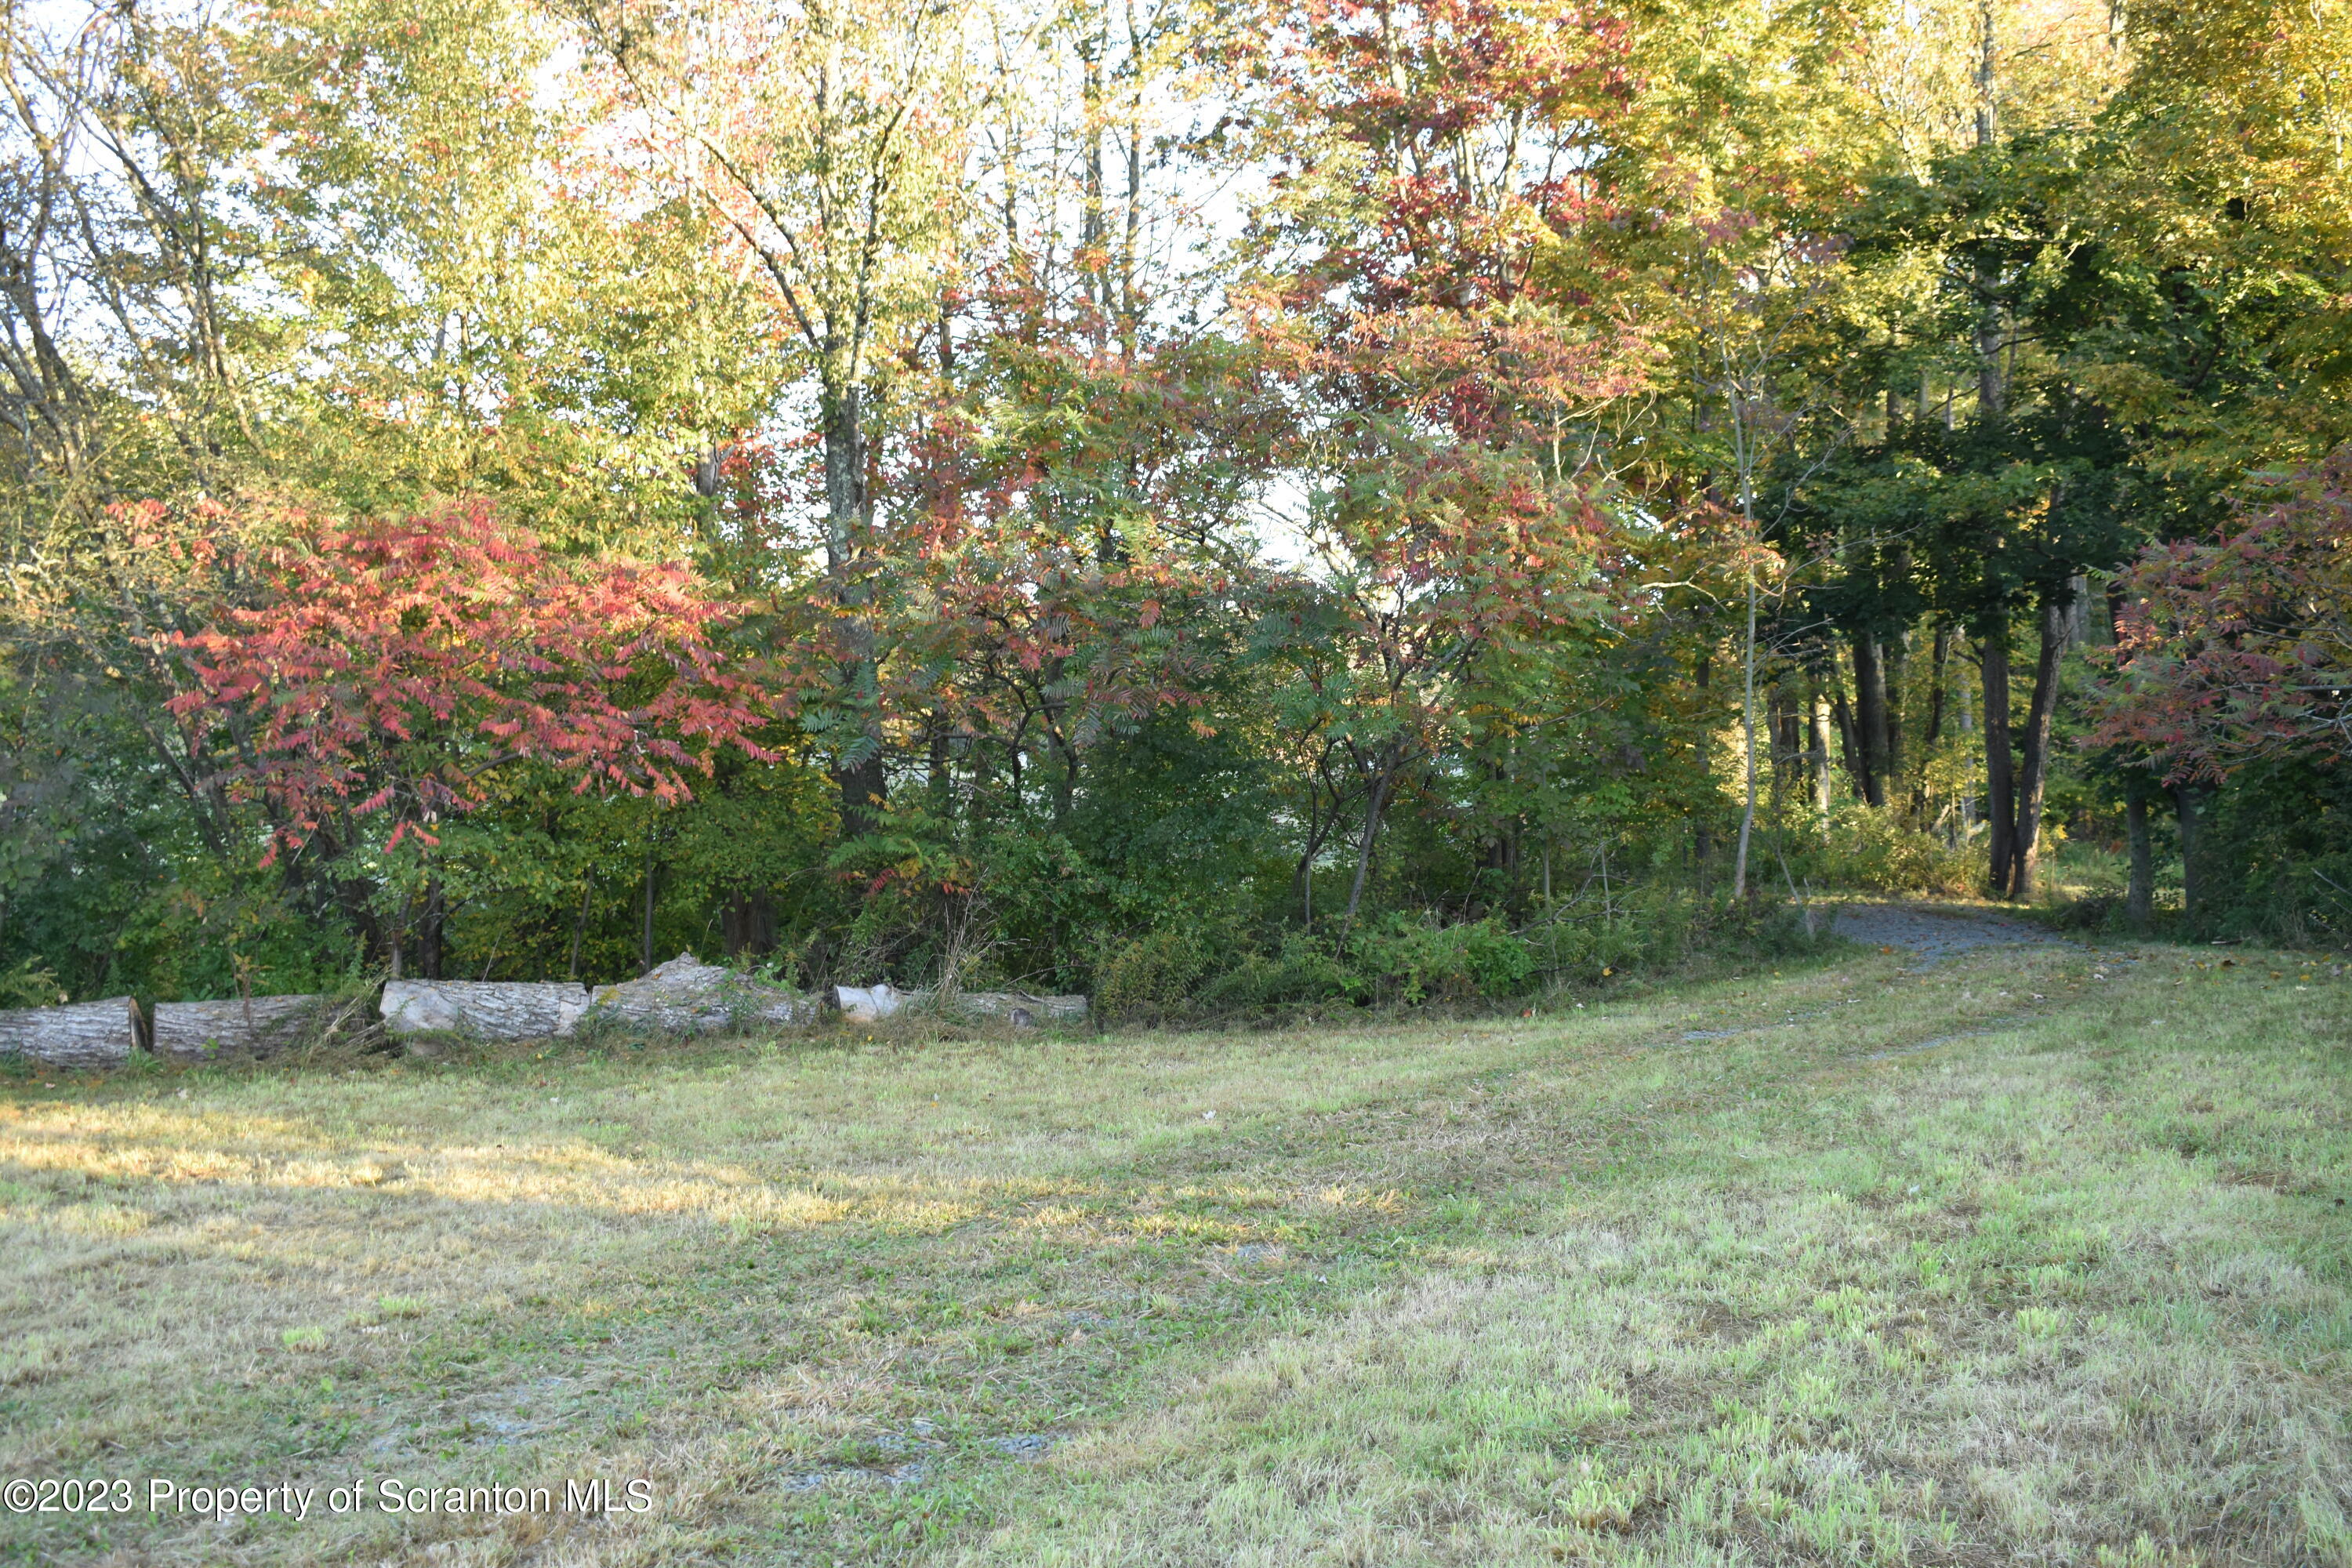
[{"x1": 5, "y1": 0, "x2": 2350, "y2": 1010}]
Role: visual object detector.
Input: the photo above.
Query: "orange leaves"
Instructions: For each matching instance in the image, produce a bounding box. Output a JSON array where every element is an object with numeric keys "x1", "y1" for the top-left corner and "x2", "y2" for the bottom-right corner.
[{"x1": 164, "y1": 499, "x2": 798, "y2": 858}]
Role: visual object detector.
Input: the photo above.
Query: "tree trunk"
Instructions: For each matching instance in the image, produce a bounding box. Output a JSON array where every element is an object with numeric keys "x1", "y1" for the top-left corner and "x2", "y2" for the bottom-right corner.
[
  {"x1": 1693, "y1": 654, "x2": 1712, "y2": 891},
  {"x1": 640, "y1": 841, "x2": 659, "y2": 978},
  {"x1": 822, "y1": 377, "x2": 888, "y2": 838},
  {"x1": 1981, "y1": 615, "x2": 2017, "y2": 895},
  {"x1": 1766, "y1": 686, "x2": 1792, "y2": 815},
  {"x1": 1809, "y1": 683, "x2": 1835, "y2": 825},
  {"x1": 935, "y1": 989, "x2": 1089, "y2": 1025},
  {"x1": 1831, "y1": 681, "x2": 1867, "y2": 800},
  {"x1": 723, "y1": 889, "x2": 776, "y2": 958},
  {"x1": 2007, "y1": 590, "x2": 2072, "y2": 900},
  {"x1": 1973, "y1": 0, "x2": 2005, "y2": 413},
  {"x1": 0, "y1": 997, "x2": 140, "y2": 1069},
  {"x1": 1734, "y1": 575, "x2": 1759, "y2": 898},
  {"x1": 2125, "y1": 789, "x2": 2153, "y2": 927},
  {"x1": 1296, "y1": 757, "x2": 1347, "y2": 925},
  {"x1": 568, "y1": 878, "x2": 592, "y2": 982},
  {"x1": 1922, "y1": 622, "x2": 1950, "y2": 754},
  {"x1": 382, "y1": 980, "x2": 592, "y2": 1040},
  {"x1": 1883, "y1": 626, "x2": 1907, "y2": 789},
  {"x1": 1956, "y1": 644, "x2": 1978, "y2": 833},
  {"x1": 419, "y1": 873, "x2": 446, "y2": 980},
  {"x1": 152, "y1": 996, "x2": 329, "y2": 1061},
  {"x1": 1341, "y1": 746, "x2": 1399, "y2": 934},
  {"x1": 1852, "y1": 630, "x2": 1888, "y2": 808},
  {"x1": 2174, "y1": 782, "x2": 2201, "y2": 919}
]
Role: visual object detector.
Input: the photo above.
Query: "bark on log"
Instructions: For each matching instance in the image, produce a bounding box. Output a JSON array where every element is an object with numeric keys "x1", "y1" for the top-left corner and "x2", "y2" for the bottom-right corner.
[
  {"x1": 942, "y1": 990, "x2": 1089, "y2": 1025},
  {"x1": 834, "y1": 982, "x2": 912, "y2": 1022},
  {"x1": 833, "y1": 985, "x2": 1089, "y2": 1025},
  {"x1": 381, "y1": 979, "x2": 590, "y2": 1040},
  {"x1": 587, "y1": 953, "x2": 816, "y2": 1034},
  {"x1": 151, "y1": 995, "x2": 329, "y2": 1061},
  {"x1": 0, "y1": 997, "x2": 140, "y2": 1069}
]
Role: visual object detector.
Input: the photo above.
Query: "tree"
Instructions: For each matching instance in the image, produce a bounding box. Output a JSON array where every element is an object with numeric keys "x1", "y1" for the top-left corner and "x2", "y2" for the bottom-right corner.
[
  {"x1": 165, "y1": 499, "x2": 789, "y2": 972},
  {"x1": 1245, "y1": 0, "x2": 1652, "y2": 928},
  {"x1": 2093, "y1": 445, "x2": 2352, "y2": 782},
  {"x1": 572, "y1": 0, "x2": 981, "y2": 834}
]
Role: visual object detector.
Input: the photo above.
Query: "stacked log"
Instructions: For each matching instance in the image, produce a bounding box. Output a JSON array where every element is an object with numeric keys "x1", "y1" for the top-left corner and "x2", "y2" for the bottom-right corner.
[
  {"x1": 151, "y1": 995, "x2": 329, "y2": 1061},
  {"x1": 0, "y1": 997, "x2": 141, "y2": 1069},
  {"x1": 380, "y1": 979, "x2": 590, "y2": 1040},
  {"x1": 587, "y1": 953, "x2": 817, "y2": 1034}
]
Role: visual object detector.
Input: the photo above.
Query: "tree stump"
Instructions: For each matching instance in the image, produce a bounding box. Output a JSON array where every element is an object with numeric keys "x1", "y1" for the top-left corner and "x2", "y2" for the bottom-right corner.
[
  {"x1": 151, "y1": 996, "x2": 330, "y2": 1061},
  {"x1": 0, "y1": 997, "x2": 140, "y2": 1069},
  {"x1": 587, "y1": 953, "x2": 816, "y2": 1034},
  {"x1": 380, "y1": 980, "x2": 590, "y2": 1040}
]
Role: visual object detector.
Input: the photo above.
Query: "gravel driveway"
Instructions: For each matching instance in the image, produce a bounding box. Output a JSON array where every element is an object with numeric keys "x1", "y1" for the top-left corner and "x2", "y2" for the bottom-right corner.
[{"x1": 1830, "y1": 901, "x2": 2074, "y2": 964}]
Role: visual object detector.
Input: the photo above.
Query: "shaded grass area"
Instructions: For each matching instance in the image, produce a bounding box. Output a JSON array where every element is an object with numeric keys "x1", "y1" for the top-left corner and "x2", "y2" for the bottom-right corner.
[{"x1": 1, "y1": 940, "x2": 2347, "y2": 1566}]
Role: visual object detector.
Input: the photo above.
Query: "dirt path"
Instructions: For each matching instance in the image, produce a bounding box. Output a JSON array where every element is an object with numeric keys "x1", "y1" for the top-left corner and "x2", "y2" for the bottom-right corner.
[{"x1": 1830, "y1": 899, "x2": 2074, "y2": 964}]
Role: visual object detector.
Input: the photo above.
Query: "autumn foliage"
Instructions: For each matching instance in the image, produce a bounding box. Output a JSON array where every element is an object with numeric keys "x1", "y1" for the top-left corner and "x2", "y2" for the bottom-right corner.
[
  {"x1": 166, "y1": 502, "x2": 785, "y2": 857},
  {"x1": 2094, "y1": 445, "x2": 2352, "y2": 784}
]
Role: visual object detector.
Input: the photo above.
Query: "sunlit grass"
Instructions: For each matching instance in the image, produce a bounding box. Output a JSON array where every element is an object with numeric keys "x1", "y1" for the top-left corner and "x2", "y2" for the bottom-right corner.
[{"x1": 2, "y1": 938, "x2": 2346, "y2": 1565}]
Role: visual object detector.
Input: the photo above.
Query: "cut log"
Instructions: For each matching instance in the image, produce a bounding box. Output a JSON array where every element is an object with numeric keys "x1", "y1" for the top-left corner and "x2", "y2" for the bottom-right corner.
[
  {"x1": 587, "y1": 953, "x2": 817, "y2": 1034},
  {"x1": 834, "y1": 982, "x2": 912, "y2": 1023},
  {"x1": 832, "y1": 985, "x2": 1088, "y2": 1025},
  {"x1": 0, "y1": 997, "x2": 140, "y2": 1069},
  {"x1": 381, "y1": 979, "x2": 590, "y2": 1040},
  {"x1": 151, "y1": 995, "x2": 329, "y2": 1061},
  {"x1": 944, "y1": 990, "x2": 1088, "y2": 1025}
]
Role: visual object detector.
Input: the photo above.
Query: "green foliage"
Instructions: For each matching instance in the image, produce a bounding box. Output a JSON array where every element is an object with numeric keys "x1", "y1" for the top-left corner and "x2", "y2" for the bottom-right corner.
[
  {"x1": 2184, "y1": 760, "x2": 2352, "y2": 946},
  {"x1": 1352, "y1": 915, "x2": 1536, "y2": 1006},
  {"x1": 1791, "y1": 806, "x2": 1980, "y2": 896},
  {"x1": 0, "y1": 959, "x2": 65, "y2": 1010},
  {"x1": 5, "y1": 0, "x2": 2348, "y2": 1014}
]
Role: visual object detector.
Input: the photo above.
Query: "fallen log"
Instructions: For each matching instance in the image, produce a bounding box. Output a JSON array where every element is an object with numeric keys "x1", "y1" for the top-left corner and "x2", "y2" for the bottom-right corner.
[
  {"x1": 381, "y1": 979, "x2": 590, "y2": 1040},
  {"x1": 832, "y1": 984, "x2": 1088, "y2": 1026},
  {"x1": 0, "y1": 996, "x2": 140, "y2": 1069},
  {"x1": 944, "y1": 990, "x2": 1089, "y2": 1025},
  {"x1": 833, "y1": 982, "x2": 913, "y2": 1023},
  {"x1": 586, "y1": 954, "x2": 817, "y2": 1034},
  {"x1": 151, "y1": 995, "x2": 330, "y2": 1061}
]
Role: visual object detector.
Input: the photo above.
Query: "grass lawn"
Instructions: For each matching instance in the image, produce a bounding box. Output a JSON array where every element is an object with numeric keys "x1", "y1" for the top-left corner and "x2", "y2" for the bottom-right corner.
[{"x1": 3, "y1": 937, "x2": 2349, "y2": 1566}]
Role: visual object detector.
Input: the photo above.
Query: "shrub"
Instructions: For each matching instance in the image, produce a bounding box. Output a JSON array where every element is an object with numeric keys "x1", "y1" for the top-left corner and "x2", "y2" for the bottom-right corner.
[
  {"x1": 1352, "y1": 914, "x2": 1537, "y2": 1004},
  {"x1": 1804, "y1": 807, "x2": 1978, "y2": 895},
  {"x1": 1094, "y1": 924, "x2": 1221, "y2": 1025}
]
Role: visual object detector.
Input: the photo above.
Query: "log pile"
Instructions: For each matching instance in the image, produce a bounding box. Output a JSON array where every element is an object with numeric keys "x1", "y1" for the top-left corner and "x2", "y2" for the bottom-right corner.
[
  {"x1": 586, "y1": 954, "x2": 817, "y2": 1034},
  {"x1": 380, "y1": 979, "x2": 590, "y2": 1040},
  {"x1": 0, "y1": 997, "x2": 141, "y2": 1069},
  {"x1": 0, "y1": 963, "x2": 1080, "y2": 1073},
  {"x1": 151, "y1": 996, "x2": 329, "y2": 1061}
]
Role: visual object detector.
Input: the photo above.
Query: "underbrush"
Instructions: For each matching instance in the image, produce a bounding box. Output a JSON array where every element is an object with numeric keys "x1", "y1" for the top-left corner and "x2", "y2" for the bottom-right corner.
[
  {"x1": 1093, "y1": 892, "x2": 1830, "y2": 1027},
  {"x1": 1779, "y1": 804, "x2": 1980, "y2": 896}
]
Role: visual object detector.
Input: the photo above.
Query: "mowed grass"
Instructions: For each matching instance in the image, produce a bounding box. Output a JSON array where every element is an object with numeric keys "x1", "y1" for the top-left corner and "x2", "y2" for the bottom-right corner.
[{"x1": 2, "y1": 942, "x2": 2347, "y2": 1566}]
